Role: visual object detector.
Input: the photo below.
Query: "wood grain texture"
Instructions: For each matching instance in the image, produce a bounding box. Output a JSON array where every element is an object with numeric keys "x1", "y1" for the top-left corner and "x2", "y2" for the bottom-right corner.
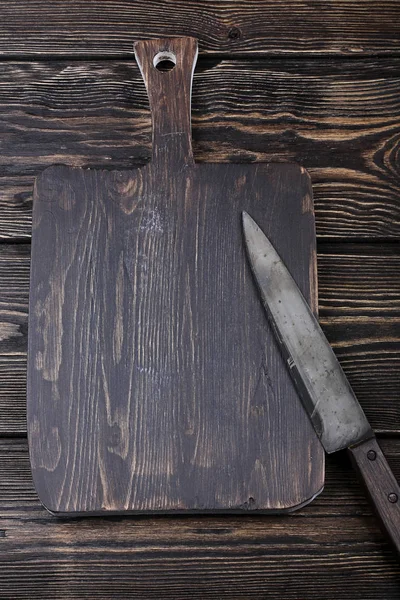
[
  {"x1": 4, "y1": 328, "x2": 400, "y2": 436},
  {"x1": 26, "y1": 38, "x2": 323, "y2": 515},
  {"x1": 1, "y1": 438, "x2": 400, "y2": 599},
  {"x1": 0, "y1": 1, "x2": 397, "y2": 596},
  {"x1": 1, "y1": 520, "x2": 398, "y2": 600},
  {"x1": 0, "y1": 58, "x2": 400, "y2": 240},
  {"x1": 2, "y1": 247, "x2": 399, "y2": 435},
  {"x1": 0, "y1": 245, "x2": 29, "y2": 358},
  {"x1": 317, "y1": 253, "x2": 400, "y2": 318},
  {"x1": 0, "y1": 0, "x2": 399, "y2": 57},
  {"x1": 0, "y1": 356, "x2": 27, "y2": 434},
  {"x1": 5, "y1": 437, "x2": 400, "y2": 516}
]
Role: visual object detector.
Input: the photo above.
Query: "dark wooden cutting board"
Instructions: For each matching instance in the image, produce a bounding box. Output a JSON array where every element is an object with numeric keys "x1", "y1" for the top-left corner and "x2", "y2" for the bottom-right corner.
[{"x1": 27, "y1": 37, "x2": 324, "y2": 515}]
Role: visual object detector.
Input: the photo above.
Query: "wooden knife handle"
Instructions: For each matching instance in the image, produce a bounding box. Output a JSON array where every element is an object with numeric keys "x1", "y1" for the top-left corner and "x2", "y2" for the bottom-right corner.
[
  {"x1": 348, "y1": 436, "x2": 400, "y2": 553},
  {"x1": 134, "y1": 37, "x2": 198, "y2": 166}
]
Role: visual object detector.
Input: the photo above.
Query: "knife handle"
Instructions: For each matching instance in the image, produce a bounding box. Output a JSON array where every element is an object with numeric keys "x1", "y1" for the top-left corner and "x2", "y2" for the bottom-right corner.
[
  {"x1": 134, "y1": 37, "x2": 198, "y2": 167},
  {"x1": 348, "y1": 436, "x2": 400, "y2": 553}
]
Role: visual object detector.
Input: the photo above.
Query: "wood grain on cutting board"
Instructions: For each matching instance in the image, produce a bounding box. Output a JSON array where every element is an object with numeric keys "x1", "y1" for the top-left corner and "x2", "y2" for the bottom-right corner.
[{"x1": 27, "y1": 37, "x2": 324, "y2": 515}]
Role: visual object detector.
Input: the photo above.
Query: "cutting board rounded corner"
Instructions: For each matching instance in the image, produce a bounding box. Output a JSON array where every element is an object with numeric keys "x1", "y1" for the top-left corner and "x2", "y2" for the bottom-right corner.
[
  {"x1": 284, "y1": 491, "x2": 325, "y2": 514},
  {"x1": 34, "y1": 493, "x2": 62, "y2": 518},
  {"x1": 285, "y1": 480, "x2": 325, "y2": 514}
]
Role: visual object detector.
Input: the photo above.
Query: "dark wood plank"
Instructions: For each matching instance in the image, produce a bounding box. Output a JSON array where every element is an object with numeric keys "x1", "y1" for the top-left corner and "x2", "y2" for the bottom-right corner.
[
  {"x1": 0, "y1": 245, "x2": 29, "y2": 359},
  {"x1": 0, "y1": 356, "x2": 26, "y2": 434},
  {"x1": 0, "y1": 176, "x2": 32, "y2": 241},
  {"x1": 3, "y1": 437, "x2": 400, "y2": 516},
  {"x1": 1, "y1": 246, "x2": 399, "y2": 435},
  {"x1": 0, "y1": 59, "x2": 400, "y2": 240},
  {"x1": 1, "y1": 438, "x2": 400, "y2": 599},
  {"x1": 331, "y1": 338, "x2": 400, "y2": 434},
  {"x1": 0, "y1": 1, "x2": 399, "y2": 57},
  {"x1": 0, "y1": 242, "x2": 29, "y2": 435},
  {"x1": 1, "y1": 518, "x2": 398, "y2": 600},
  {"x1": 0, "y1": 244, "x2": 29, "y2": 435},
  {"x1": 26, "y1": 38, "x2": 323, "y2": 515},
  {"x1": 318, "y1": 254, "x2": 400, "y2": 318},
  {"x1": 319, "y1": 248, "x2": 400, "y2": 432}
]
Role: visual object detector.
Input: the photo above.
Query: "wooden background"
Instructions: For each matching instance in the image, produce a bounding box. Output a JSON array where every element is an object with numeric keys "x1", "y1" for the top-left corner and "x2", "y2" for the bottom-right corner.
[{"x1": 1, "y1": 1, "x2": 400, "y2": 597}]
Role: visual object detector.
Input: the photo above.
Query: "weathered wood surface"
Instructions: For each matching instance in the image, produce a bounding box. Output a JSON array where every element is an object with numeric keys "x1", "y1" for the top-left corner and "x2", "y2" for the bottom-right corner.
[
  {"x1": 0, "y1": 59, "x2": 400, "y2": 240},
  {"x1": 0, "y1": 1, "x2": 399, "y2": 57},
  {"x1": 0, "y1": 2, "x2": 399, "y2": 595},
  {"x1": 1, "y1": 246, "x2": 399, "y2": 436},
  {"x1": 26, "y1": 37, "x2": 324, "y2": 515},
  {"x1": 4, "y1": 437, "x2": 400, "y2": 515},
  {"x1": 1, "y1": 438, "x2": 400, "y2": 598}
]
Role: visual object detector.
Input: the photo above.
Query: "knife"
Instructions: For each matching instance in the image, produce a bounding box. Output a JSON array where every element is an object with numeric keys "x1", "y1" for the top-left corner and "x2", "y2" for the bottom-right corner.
[{"x1": 242, "y1": 211, "x2": 400, "y2": 552}]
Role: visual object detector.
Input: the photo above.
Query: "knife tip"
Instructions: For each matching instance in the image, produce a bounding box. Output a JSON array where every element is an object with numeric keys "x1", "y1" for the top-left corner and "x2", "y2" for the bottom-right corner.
[
  {"x1": 242, "y1": 211, "x2": 256, "y2": 236},
  {"x1": 241, "y1": 210, "x2": 250, "y2": 227}
]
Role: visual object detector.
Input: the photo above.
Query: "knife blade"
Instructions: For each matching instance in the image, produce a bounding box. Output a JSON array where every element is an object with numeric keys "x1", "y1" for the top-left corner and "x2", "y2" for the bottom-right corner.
[{"x1": 242, "y1": 210, "x2": 400, "y2": 552}]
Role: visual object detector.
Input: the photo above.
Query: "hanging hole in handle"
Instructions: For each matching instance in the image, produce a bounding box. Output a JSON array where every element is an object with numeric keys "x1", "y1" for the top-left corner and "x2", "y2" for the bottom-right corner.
[{"x1": 153, "y1": 51, "x2": 177, "y2": 72}]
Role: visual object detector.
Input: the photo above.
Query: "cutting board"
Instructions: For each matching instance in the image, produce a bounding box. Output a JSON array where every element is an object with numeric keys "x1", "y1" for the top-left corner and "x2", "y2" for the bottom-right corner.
[{"x1": 27, "y1": 37, "x2": 324, "y2": 515}]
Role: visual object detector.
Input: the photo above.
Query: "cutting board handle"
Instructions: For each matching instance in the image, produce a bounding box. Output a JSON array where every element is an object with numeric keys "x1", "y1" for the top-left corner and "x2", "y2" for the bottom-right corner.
[{"x1": 134, "y1": 37, "x2": 198, "y2": 167}]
